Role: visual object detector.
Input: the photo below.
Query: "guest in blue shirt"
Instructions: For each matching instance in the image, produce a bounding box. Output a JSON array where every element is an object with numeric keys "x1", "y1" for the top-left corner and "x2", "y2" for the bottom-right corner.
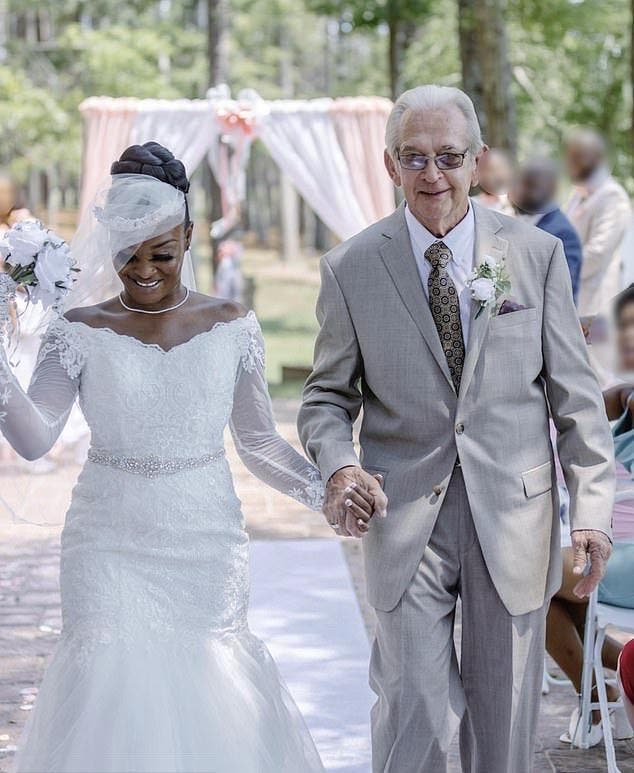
[{"x1": 511, "y1": 159, "x2": 583, "y2": 303}]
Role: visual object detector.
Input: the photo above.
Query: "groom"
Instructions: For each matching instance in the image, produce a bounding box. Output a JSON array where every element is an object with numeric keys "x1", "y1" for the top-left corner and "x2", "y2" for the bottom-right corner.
[{"x1": 298, "y1": 85, "x2": 615, "y2": 772}]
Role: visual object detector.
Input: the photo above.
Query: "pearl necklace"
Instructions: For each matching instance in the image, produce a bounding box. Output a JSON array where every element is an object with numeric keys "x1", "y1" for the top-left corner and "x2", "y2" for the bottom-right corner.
[{"x1": 119, "y1": 287, "x2": 190, "y2": 315}]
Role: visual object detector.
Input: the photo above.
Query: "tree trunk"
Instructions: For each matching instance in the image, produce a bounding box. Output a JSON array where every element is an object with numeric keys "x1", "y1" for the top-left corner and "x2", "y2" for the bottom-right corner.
[
  {"x1": 388, "y1": 14, "x2": 400, "y2": 100},
  {"x1": 279, "y1": 19, "x2": 301, "y2": 263},
  {"x1": 206, "y1": 0, "x2": 226, "y2": 86},
  {"x1": 206, "y1": 0, "x2": 226, "y2": 279},
  {"x1": 631, "y1": 0, "x2": 634, "y2": 176},
  {"x1": 457, "y1": 0, "x2": 517, "y2": 155}
]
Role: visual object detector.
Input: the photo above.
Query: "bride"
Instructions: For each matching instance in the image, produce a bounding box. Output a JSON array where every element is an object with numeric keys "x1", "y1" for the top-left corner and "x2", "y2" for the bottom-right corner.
[{"x1": 0, "y1": 142, "x2": 377, "y2": 772}]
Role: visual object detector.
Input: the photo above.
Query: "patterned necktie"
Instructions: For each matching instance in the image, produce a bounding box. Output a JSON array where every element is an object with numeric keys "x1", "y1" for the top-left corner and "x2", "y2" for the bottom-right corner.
[{"x1": 424, "y1": 240, "x2": 465, "y2": 391}]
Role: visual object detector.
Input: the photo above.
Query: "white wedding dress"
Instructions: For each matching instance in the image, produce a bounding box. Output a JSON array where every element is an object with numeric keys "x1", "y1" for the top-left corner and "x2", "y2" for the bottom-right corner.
[{"x1": 0, "y1": 310, "x2": 325, "y2": 773}]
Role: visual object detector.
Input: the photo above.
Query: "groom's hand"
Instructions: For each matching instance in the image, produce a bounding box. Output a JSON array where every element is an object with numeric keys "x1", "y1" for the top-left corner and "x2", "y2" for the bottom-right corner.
[
  {"x1": 323, "y1": 466, "x2": 388, "y2": 538},
  {"x1": 571, "y1": 529, "x2": 612, "y2": 598}
]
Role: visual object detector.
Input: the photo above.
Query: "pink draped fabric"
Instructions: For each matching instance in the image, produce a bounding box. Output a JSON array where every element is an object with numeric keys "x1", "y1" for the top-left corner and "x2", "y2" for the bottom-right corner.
[
  {"x1": 330, "y1": 97, "x2": 395, "y2": 224},
  {"x1": 79, "y1": 94, "x2": 397, "y2": 241},
  {"x1": 78, "y1": 97, "x2": 139, "y2": 217},
  {"x1": 207, "y1": 100, "x2": 260, "y2": 237}
]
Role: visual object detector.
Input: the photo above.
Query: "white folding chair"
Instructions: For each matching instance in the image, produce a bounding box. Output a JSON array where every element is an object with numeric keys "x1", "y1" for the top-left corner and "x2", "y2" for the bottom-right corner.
[
  {"x1": 542, "y1": 661, "x2": 569, "y2": 695},
  {"x1": 579, "y1": 590, "x2": 634, "y2": 771},
  {"x1": 578, "y1": 487, "x2": 634, "y2": 772},
  {"x1": 543, "y1": 484, "x2": 574, "y2": 695}
]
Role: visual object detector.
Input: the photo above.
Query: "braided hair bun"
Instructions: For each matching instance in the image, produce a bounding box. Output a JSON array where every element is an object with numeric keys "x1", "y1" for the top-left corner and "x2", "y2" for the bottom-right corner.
[
  {"x1": 111, "y1": 142, "x2": 190, "y2": 194},
  {"x1": 110, "y1": 142, "x2": 192, "y2": 229}
]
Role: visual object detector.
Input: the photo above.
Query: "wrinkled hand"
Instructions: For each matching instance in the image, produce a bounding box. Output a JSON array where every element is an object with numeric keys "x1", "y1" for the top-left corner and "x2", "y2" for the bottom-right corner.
[
  {"x1": 323, "y1": 466, "x2": 388, "y2": 538},
  {"x1": 571, "y1": 529, "x2": 612, "y2": 598}
]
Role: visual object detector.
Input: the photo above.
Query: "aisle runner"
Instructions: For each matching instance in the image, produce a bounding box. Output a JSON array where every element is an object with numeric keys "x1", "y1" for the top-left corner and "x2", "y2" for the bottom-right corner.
[{"x1": 249, "y1": 539, "x2": 373, "y2": 772}]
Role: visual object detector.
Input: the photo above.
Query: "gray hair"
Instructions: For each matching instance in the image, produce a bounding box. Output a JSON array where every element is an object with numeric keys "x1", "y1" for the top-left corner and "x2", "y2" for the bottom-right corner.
[{"x1": 385, "y1": 85, "x2": 483, "y2": 158}]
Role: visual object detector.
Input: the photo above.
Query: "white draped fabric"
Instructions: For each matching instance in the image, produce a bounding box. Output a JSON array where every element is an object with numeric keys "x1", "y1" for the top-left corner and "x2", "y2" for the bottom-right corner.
[
  {"x1": 130, "y1": 99, "x2": 217, "y2": 177},
  {"x1": 78, "y1": 98, "x2": 139, "y2": 217},
  {"x1": 79, "y1": 93, "x2": 395, "y2": 242},
  {"x1": 257, "y1": 100, "x2": 368, "y2": 241}
]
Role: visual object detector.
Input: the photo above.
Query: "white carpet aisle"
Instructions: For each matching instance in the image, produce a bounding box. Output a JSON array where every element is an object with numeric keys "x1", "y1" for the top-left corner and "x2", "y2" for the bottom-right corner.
[{"x1": 248, "y1": 539, "x2": 373, "y2": 772}]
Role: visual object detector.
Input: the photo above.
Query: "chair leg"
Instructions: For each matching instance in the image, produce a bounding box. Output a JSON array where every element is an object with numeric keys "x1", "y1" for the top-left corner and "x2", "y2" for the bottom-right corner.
[
  {"x1": 594, "y1": 627, "x2": 621, "y2": 773},
  {"x1": 580, "y1": 592, "x2": 597, "y2": 748},
  {"x1": 541, "y1": 660, "x2": 550, "y2": 695}
]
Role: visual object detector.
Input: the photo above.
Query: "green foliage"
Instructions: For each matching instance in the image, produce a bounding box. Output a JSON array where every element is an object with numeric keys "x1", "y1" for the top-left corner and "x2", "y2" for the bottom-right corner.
[
  {"x1": 2, "y1": 2, "x2": 207, "y2": 186},
  {"x1": 400, "y1": 0, "x2": 461, "y2": 88},
  {"x1": 307, "y1": 0, "x2": 433, "y2": 28},
  {"x1": 0, "y1": 66, "x2": 73, "y2": 177},
  {"x1": 509, "y1": 0, "x2": 632, "y2": 183},
  {"x1": 55, "y1": 24, "x2": 206, "y2": 99},
  {"x1": 228, "y1": 0, "x2": 390, "y2": 97},
  {"x1": 1, "y1": 0, "x2": 632, "y2": 195}
]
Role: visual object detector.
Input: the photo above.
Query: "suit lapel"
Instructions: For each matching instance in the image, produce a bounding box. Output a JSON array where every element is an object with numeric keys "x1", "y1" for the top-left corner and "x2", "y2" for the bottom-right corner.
[
  {"x1": 458, "y1": 204, "x2": 508, "y2": 401},
  {"x1": 378, "y1": 205, "x2": 455, "y2": 392}
]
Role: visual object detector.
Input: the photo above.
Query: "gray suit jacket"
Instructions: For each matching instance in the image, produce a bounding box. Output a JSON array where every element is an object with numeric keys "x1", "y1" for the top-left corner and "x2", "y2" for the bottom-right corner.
[{"x1": 298, "y1": 201, "x2": 615, "y2": 616}]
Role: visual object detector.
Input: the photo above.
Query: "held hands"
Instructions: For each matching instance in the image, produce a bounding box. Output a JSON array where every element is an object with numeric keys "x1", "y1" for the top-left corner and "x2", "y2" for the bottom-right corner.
[
  {"x1": 323, "y1": 466, "x2": 388, "y2": 538},
  {"x1": 571, "y1": 529, "x2": 612, "y2": 598}
]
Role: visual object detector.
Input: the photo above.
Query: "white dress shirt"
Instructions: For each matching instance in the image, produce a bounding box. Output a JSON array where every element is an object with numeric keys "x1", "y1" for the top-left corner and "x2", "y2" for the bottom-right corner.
[{"x1": 404, "y1": 201, "x2": 476, "y2": 344}]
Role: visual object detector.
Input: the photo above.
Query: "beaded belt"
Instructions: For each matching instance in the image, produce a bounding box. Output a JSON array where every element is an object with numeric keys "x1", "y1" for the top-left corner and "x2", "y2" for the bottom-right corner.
[{"x1": 87, "y1": 447, "x2": 225, "y2": 478}]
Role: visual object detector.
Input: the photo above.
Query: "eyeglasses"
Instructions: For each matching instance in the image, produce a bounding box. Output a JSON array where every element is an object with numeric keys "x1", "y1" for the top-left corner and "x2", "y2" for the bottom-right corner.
[{"x1": 397, "y1": 148, "x2": 469, "y2": 172}]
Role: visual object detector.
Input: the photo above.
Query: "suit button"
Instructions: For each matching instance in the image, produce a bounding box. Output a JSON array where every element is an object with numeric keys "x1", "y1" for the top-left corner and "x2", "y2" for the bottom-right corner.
[
  {"x1": 433, "y1": 484, "x2": 443, "y2": 496},
  {"x1": 455, "y1": 423, "x2": 464, "y2": 435}
]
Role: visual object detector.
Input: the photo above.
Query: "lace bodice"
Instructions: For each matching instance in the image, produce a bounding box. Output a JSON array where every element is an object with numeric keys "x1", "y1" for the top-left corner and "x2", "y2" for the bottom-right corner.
[{"x1": 0, "y1": 311, "x2": 323, "y2": 510}]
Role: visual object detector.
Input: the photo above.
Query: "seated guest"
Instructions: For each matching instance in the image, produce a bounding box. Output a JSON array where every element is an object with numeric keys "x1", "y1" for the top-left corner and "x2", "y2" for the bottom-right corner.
[
  {"x1": 547, "y1": 284, "x2": 634, "y2": 746},
  {"x1": 472, "y1": 147, "x2": 515, "y2": 215},
  {"x1": 511, "y1": 159, "x2": 582, "y2": 304},
  {"x1": 618, "y1": 639, "x2": 634, "y2": 730}
]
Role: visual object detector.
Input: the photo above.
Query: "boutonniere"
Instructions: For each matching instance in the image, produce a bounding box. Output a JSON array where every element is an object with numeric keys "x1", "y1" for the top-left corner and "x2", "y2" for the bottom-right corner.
[{"x1": 466, "y1": 255, "x2": 511, "y2": 318}]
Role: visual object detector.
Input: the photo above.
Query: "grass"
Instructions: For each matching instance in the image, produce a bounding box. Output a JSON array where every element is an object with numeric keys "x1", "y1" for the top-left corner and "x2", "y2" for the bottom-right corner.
[
  {"x1": 196, "y1": 244, "x2": 321, "y2": 399},
  {"x1": 256, "y1": 275, "x2": 320, "y2": 398}
]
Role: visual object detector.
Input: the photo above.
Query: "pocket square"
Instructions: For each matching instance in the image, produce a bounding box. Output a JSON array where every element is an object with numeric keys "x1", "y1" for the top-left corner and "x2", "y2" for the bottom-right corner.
[{"x1": 497, "y1": 298, "x2": 529, "y2": 315}]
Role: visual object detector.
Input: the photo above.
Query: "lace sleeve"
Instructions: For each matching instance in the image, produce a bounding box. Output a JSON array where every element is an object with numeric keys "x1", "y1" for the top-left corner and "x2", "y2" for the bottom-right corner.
[
  {"x1": 228, "y1": 314, "x2": 324, "y2": 511},
  {"x1": 0, "y1": 318, "x2": 84, "y2": 460}
]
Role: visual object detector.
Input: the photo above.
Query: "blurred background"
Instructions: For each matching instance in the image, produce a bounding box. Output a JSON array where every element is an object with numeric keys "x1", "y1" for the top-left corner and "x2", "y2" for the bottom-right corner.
[{"x1": 0, "y1": 0, "x2": 632, "y2": 397}]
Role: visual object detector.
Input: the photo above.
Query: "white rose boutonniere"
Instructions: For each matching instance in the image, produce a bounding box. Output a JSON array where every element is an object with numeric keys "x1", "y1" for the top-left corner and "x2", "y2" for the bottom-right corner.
[{"x1": 467, "y1": 254, "x2": 511, "y2": 318}]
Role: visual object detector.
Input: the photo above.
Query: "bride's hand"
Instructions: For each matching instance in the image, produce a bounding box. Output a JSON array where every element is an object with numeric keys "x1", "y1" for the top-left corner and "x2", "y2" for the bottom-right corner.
[{"x1": 323, "y1": 466, "x2": 388, "y2": 538}]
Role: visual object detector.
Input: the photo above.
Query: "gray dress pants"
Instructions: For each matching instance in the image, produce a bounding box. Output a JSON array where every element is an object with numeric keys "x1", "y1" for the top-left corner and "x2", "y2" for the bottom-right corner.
[{"x1": 369, "y1": 466, "x2": 547, "y2": 773}]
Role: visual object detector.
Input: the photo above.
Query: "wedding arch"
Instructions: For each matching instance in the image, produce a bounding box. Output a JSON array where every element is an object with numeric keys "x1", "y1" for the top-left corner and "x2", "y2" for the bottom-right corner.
[{"x1": 79, "y1": 87, "x2": 395, "y2": 242}]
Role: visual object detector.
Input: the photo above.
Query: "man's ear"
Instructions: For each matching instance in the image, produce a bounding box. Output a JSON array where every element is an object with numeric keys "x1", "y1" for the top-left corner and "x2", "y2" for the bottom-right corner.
[
  {"x1": 384, "y1": 149, "x2": 402, "y2": 188},
  {"x1": 471, "y1": 144, "x2": 489, "y2": 187}
]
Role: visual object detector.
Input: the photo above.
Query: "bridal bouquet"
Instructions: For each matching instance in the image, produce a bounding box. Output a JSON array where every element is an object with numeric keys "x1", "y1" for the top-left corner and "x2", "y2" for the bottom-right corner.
[{"x1": 0, "y1": 220, "x2": 78, "y2": 343}]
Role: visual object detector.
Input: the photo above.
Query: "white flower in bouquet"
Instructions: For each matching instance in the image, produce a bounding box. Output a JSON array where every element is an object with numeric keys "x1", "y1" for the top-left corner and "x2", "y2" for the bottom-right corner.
[
  {"x1": 0, "y1": 220, "x2": 79, "y2": 346},
  {"x1": 32, "y1": 240, "x2": 74, "y2": 308},
  {"x1": 0, "y1": 220, "x2": 78, "y2": 311},
  {"x1": 0, "y1": 220, "x2": 49, "y2": 267}
]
